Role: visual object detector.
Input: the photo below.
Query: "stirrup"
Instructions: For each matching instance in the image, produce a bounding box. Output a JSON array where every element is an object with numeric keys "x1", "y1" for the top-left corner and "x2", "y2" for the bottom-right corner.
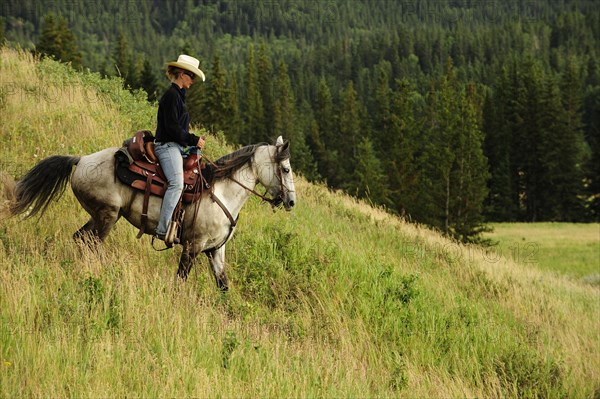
[
  {"x1": 152, "y1": 233, "x2": 173, "y2": 250},
  {"x1": 165, "y1": 220, "x2": 181, "y2": 247}
]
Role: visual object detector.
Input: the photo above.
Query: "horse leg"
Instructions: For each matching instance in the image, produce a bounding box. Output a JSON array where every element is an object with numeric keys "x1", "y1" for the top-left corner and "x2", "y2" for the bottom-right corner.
[
  {"x1": 94, "y1": 206, "x2": 120, "y2": 241},
  {"x1": 177, "y1": 243, "x2": 198, "y2": 280},
  {"x1": 73, "y1": 218, "x2": 99, "y2": 244},
  {"x1": 74, "y1": 206, "x2": 120, "y2": 246},
  {"x1": 206, "y1": 246, "x2": 228, "y2": 292}
]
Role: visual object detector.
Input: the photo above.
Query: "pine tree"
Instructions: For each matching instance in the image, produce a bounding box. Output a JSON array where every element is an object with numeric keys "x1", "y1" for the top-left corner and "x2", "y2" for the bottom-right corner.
[
  {"x1": 112, "y1": 32, "x2": 132, "y2": 85},
  {"x1": 128, "y1": 54, "x2": 144, "y2": 91},
  {"x1": 483, "y1": 67, "x2": 520, "y2": 221},
  {"x1": 415, "y1": 59, "x2": 489, "y2": 241},
  {"x1": 536, "y1": 69, "x2": 586, "y2": 221},
  {"x1": 55, "y1": 16, "x2": 81, "y2": 68},
  {"x1": 204, "y1": 54, "x2": 231, "y2": 134},
  {"x1": 36, "y1": 14, "x2": 61, "y2": 60},
  {"x1": 507, "y1": 59, "x2": 547, "y2": 222},
  {"x1": 139, "y1": 58, "x2": 159, "y2": 102},
  {"x1": 388, "y1": 79, "x2": 419, "y2": 217},
  {"x1": 451, "y1": 85, "x2": 489, "y2": 241},
  {"x1": 36, "y1": 14, "x2": 82, "y2": 68},
  {"x1": 257, "y1": 43, "x2": 274, "y2": 141},
  {"x1": 372, "y1": 61, "x2": 392, "y2": 152},
  {"x1": 273, "y1": 60, "x2": 295, "y2": 140},
  {"x1": 225, "y1": 76, "x2": 242, "y2": 143},
  {"x1": 583, "y1": 87, "x2": 600, "y2": 220},
  {"x1": 310, "y1": 77, "x2": 338, "y2": 183},
  {"x1": 273, "y1": 60, "x2": 316, "y2": 175},
  {"x1": 416, "y1": 64, "x2": 457, "y2": 234},
  {"x1": 555, "y1": 59, "x2": 587, "y2": 220},
  {"x1": 349, "y1": 137, "x2": 391, "y2": 206},
  {"x1": 0, "y1": 17, "x2": 4, "y2": 46},
  {"x1": 243, "y1": 45, "x2": 264, "y2": 144},
  {"x1": 338, "y1": 80, "x2": 361, "y2": 182}
]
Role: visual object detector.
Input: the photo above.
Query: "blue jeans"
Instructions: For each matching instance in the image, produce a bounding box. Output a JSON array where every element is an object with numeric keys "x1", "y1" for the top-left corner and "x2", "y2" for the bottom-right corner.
[{"x1": 154, "y1": 142, "x2": 184, "y2": 236}]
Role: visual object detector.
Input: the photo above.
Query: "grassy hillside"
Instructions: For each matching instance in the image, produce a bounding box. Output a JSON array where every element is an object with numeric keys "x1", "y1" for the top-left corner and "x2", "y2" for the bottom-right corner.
[{"x1": 1, "y1": 48, "x2": 599, "y2": 398}]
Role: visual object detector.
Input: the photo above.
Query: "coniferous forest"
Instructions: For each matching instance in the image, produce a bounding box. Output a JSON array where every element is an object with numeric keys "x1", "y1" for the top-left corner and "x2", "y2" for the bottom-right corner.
[{"x1": 2, "y1": 0, "x2": 599, "y2": 241}]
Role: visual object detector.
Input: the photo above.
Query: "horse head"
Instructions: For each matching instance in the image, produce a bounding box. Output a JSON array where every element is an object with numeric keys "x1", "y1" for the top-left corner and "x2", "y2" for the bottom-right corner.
[{"x1": 254, "y1": 136, "x2": 296, "y2": 211}]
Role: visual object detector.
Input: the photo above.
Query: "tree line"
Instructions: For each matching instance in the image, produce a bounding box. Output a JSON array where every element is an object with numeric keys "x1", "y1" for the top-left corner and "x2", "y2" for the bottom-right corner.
[{"x1": 2, "y1": 0, "x2": 598, "y2": 241}]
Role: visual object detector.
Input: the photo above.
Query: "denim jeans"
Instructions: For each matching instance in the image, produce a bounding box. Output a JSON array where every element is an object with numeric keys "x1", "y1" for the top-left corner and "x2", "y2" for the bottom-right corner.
[{"x1": 154, "y1": 142, "x2": 184, "y2": 236}]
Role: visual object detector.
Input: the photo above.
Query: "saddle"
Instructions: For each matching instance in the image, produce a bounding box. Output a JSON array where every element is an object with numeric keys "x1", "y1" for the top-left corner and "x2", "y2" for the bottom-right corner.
[{"x1": 115, "y1": 130, "x2": 214, "y2": 238}]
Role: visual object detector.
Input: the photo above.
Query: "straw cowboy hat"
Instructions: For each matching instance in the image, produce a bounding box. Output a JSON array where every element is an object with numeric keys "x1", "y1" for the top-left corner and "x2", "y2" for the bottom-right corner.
[{"x1": 167, "y1": 54, "x2": 206, "y2": 82}]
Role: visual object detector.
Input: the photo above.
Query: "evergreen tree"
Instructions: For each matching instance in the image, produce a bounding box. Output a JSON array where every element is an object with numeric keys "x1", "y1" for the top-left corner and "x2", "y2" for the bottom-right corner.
[
  {"x1": 112, "y1": 31, "x2": 132, "y2": 85},
  {"x1": 310, "y1": 77, "x2": 338, "y2": 183},
  {"x1": 128, "y1": 54, "x2": 144, "y2": 91},
  {"x1": 139, "y1": 58, "x2": 159, "y2": 102},
  {"x1": 388, "y1": 79, "x2": 420, "y2": 217},
  {"x1": 36, "y1": 14, "x2": 82, "y2": 68},
  {"x1": 204, "y1": 54, "x2": 231, "y2": 134},
  {"x1": 483, "y1": 67, "x2": 520, "y2": 221},
  {"x1": 583, "y1": 87, "x2": 600, "y2": 220},
  {"x1": 416, "y1": 64, "x2": 457, "y2": 234},
  {"x1": 510, "y1": 59, "x2": 547, "y2": 222},
  {"x1": 225, "y1": 76, "x2": 242, "y2": 143},
  {"x1": 0, "y1": 17, "x2": 4, "y2": 46},
  {"x1": 556, "y1": 59, "x2": 587, "y2": 220},
  {"x1": 36, "y1": 14, "x2": 60, "y2": 60},
  {"x1": 257, "y1": 43, "x2": 274, "y2": 141},
  {"x1": 372, "y1": 61, "x2": 392, "y2": 152},
  {"x1": 537, "y1": 70, "x2": 586, "y2": 221},
  {"x1": 243, "y1": 45, "x2": 264, "y2": 144},
  {"x1": 451, "y1": 85, "x2": 490, "y2": 240},
  {"x1": 55, "y1": 16, "x2": 81, "y2": 68},
  {"x1": 273, "y1": 60, "x2": 316, "y2": 175},
  {"x1": 273, "y1": 60, "x2": 295, "y2": 139},
  {"x1": 348, "y1": 136, "x2": 391, "y2": 206},
  {"x1": 338, "y1": 81, "x2": 361, "y2": 183},
  {"x1": 415, "y1": 59, "x2": 489, "y2": 241}
]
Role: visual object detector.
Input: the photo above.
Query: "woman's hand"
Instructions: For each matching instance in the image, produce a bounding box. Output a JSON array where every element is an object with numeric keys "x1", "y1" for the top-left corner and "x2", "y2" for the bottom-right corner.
[{"x1": 197, "y1": 135, "x2": 206, "y2": 150}]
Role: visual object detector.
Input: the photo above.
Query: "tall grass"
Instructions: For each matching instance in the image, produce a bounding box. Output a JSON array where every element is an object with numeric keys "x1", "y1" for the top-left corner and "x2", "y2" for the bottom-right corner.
[{"x1": 1, "y1": 48, "x2": 599, "y2": 397}]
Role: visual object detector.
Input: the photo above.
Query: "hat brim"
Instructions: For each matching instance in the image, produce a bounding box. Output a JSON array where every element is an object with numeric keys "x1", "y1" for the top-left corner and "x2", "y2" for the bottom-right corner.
[{"x1": 167, "y1": 62, "x2": 206, "y2": 81}]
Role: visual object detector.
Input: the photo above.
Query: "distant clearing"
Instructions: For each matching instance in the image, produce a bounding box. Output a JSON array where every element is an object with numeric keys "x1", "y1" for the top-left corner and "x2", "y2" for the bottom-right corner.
[{"x1": 484, "y1": 223, "x2": 600, "y2": 280}]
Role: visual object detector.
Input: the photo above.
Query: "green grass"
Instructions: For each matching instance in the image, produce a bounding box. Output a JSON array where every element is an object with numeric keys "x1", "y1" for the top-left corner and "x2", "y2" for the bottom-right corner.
[
  {"x1": 1, "y1": 48, "x2": 599, "y2": 398},
  {"x1": 484, "y1": 223, "x2": 600, "y2": 280}
]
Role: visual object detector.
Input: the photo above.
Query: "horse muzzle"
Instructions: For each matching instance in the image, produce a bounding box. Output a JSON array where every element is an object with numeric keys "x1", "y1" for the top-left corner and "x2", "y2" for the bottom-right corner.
[{"x1": 283, "y1": 192, "x2": 295, "y2": 211}]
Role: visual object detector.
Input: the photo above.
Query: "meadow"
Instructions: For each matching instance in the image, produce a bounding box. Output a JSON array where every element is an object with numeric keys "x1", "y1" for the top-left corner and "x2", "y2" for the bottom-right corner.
[
  {"x1": 1, "y1": 48, "x2": 599, "y2": 398},
  {"x1": 484, "y1": 223, "x2": 600, "y2": 280}
]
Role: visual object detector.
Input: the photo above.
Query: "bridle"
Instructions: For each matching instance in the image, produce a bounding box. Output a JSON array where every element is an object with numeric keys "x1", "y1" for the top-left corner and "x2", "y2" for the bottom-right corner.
[{"x1": 229, "y1": 157, "x2": 293, "y2": 208}]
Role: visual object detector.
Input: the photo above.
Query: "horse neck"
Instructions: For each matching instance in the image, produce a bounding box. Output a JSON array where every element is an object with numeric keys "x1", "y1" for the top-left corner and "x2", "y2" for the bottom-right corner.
[{"x1": 214, "y1": 160, "x2": 258, "y2": 216}]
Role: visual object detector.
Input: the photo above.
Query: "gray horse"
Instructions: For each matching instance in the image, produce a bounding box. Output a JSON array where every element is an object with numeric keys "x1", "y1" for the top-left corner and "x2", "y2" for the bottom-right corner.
[{"x1": 5, "y1": 136, "x2": 296, "y2": 290}]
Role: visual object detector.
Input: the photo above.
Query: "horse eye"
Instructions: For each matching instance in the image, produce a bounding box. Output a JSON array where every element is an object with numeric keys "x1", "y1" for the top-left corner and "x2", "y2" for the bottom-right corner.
[{"x1": 282, "y1": 167, "x2": 290, "y2": 174}]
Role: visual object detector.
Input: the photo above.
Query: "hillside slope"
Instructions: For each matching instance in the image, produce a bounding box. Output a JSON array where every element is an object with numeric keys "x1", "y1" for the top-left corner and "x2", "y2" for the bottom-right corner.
[{"x1": 1, "y1": 48, "x2": 599, "y2": 398}]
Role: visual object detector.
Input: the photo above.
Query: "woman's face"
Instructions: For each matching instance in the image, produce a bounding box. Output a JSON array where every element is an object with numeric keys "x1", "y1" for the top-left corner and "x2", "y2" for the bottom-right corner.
[{"x1": 181, "y1": 71, "x2": 195, "y2": 89}]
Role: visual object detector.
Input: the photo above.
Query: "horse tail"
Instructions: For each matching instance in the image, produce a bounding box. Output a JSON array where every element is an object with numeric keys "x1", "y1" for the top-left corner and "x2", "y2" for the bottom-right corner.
[{"x1": 10, "y1": 155, "x2": 81, "y2": 218}]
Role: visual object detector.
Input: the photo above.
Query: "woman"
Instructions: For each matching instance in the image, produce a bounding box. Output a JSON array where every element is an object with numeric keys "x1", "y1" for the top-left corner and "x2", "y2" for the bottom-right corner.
[{"x1": 154, "y1": 54, "x2": 206, "y2": 246}]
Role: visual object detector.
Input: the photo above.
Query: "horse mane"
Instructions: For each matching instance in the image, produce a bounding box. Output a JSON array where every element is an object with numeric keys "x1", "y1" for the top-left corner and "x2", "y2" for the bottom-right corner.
[
  {"x1": 212, "y1": 144, "x2": 262, "y2": 179},
  {"x1": 210, "y1": 141, "x2": 291, "y2": 180}
]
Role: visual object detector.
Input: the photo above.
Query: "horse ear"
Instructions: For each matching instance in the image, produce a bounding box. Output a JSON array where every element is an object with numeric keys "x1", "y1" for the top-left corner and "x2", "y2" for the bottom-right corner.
[{"x1": 275, "y1": 136, "x2": 284, "y2": 146}]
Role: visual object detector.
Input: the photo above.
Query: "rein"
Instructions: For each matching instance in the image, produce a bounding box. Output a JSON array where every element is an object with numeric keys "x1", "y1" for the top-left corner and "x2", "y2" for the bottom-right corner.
[
  {"x1": 229, "y1": 175, "x2": 282, "y2": 206},
  {"x1": 204, "y1": 155, "x2": 286, "y2": 206}
]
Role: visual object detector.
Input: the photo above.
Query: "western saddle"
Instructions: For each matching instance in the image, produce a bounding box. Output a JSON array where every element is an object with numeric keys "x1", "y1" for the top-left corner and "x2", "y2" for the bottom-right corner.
[{"x1": 115, "y1": 130, "x2": 212, "y2": 239}]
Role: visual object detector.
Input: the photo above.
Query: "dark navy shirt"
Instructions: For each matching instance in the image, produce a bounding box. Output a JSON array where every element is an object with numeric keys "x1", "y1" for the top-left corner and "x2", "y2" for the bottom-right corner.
[{"x1": 155, "y1": 83, "x2": 199, "y2": 147}]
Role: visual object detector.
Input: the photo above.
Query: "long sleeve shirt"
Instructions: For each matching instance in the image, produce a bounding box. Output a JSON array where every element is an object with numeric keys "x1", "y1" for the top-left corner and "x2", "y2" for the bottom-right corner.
[{"x1": 155, "y1": 83, "x2": 200, "y2": 147}]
